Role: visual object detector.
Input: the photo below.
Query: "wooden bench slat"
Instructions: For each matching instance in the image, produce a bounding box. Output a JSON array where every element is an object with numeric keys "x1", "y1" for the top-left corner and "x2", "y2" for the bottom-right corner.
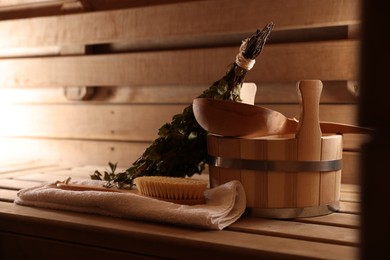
[
  {"x1": 45, "y1": 169, "x2": 96, "y2": 178},
  {"x1": 0, "y1": 201, "x2": 358, "y2": 259},
  {"x1": 70, "y1": 164, "x2": 127, "y2": 173},
  {"x1": 296, "y1": 212, "x2": 360, "y2": 228},
  {"x1": 13, "y1": 172, "x2": 90, "y2": 182},
  {"x1": 0, "y1": 0, "x2": 359, "y2": 49},
  {"x1": 0, "y1": 161, "x2": 61, "y2": 175},
  {"x1": 339, "y1": 201, "x2": 360, "y2": 214},
  {"x1": 0, "y1": 160, "x2": 46, "y2": 172},
  {"x1": 341, "y1": 183, "x2": 360, "y2": 193},
  {"x1": 340, "y1": 191, "x2": 360, "y2": 202},
  {"x1": 0, "y1": 179, "x2": 44, "y2": 190},
  {"x1": 0, "y1": 40, "x2": 359, "y2": 88},
  {"x1": 229, "y1": 217, "x2": 359, "y2": 246},
  {"x1": 0, "y1": 189, "x2": 18, "y2": 202},
  {"x1": 0, "y1": 164, "x2": 73, "y2": 179}
]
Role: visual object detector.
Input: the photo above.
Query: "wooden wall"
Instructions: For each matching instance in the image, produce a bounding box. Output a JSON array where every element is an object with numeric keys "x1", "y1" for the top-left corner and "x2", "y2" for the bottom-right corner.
[{"x1": 0, "y1": 0, "x2": 364, "y2": 184}]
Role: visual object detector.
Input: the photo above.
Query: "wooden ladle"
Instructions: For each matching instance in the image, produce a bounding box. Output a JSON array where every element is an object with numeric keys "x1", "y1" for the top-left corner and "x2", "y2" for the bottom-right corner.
[{"x1": 193, "y1": 85, "x2": 373, "y2": 138}]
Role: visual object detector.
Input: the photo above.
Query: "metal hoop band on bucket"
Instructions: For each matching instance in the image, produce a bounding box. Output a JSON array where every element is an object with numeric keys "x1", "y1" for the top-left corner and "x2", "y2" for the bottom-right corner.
[{"x1": 208, "y1": 156, "x2": 342, "y2": 173}]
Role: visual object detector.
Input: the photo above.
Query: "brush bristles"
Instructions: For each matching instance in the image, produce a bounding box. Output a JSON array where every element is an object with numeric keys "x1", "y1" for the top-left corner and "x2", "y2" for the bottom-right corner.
[{"x1": 134, "y1": 176, "x2": 208, "y2": 205}]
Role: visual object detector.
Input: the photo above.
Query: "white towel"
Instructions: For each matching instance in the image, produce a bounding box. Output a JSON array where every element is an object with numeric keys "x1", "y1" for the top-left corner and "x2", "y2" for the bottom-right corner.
[{"x1": 14, "y1": 179, "x2": 246, "y2": 230}]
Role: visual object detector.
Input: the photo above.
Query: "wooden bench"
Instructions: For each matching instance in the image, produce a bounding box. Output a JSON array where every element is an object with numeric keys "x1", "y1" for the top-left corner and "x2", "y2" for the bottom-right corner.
[
  {"x1": 0, "y1": 161, "x2": 359, "y2": 259},
  {"x1": 0, "y1": 0, "x2": 363, "y2": 258}
]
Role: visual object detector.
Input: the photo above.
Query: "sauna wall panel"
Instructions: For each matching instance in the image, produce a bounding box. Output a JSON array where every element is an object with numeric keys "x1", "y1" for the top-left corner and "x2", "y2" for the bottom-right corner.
[{"x1": 0, "y1": 0, "x2": 363, "y2": 184}]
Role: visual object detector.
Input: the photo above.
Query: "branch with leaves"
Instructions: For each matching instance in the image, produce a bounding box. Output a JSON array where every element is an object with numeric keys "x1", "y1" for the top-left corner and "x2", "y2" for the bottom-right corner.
[{"x1": 91, "y1": 23, "x2": 274, "y2": 189}]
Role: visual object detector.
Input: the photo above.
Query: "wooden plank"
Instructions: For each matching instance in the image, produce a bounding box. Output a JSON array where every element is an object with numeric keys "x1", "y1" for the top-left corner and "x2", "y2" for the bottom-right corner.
[
  {"x1": 0, "y1": 1, "x2": 80, "y2": 21},
  {"x1": 254, "y1": 81, "x2": 358, "y2": 104},
  {"x1": 0, "y1": 104, "x2": 181, "y2": 140},
  {"x1": 69, "y1": 164, "x2": 127, "y2": 174},
  {"x1": 229, "y1": 217, "x2": 359, "y2": 246},
  {"x1": 0, "y1": 46, "x2": 60, "y2": 57},
  {"x1": 341, "y1": 152, "x2": 361, "y2": 185},
  {"x1": 341, "y1": 183, "x2": 360, "y2": 193},
  {"x1": 0, "y1": 189, "x2": 18, "y2": 202},
  {"x1": 296, "y1": 212, "x2": 360, "y2": 229},
  {"x1": 0, "y1": 0, "x2": 360, "y2": 49},
  {"x1": 341, "y1": 192, "x2": 360, "y2": 203},
  {"x1": 294, "y1": 212, "x2": 361, "y2": 229},
  {"x1": 343, "y1": 135, "x2": 368, "y2": 152},
  {"x1": 0, "y1": 179, "x2": 44, "y2": 190},
  {"x1": 0, "y1": 160, "x2": 59, "y2": 174},
  {"x1": 0, "y1": 81, "x2": 359, "y2": 104},
  {"x1": 46, "y1": 168, "x2": 103, "y2": 178},
  {"x1": 0, "y1": 137, "x2": 150, "y2": 167},
  {"x1": 0, "y1": 201, "x2": 358, "y2": 259},
  {"x1": 13, "y1": 171, "x2": 90, "y2": 182},
  {"x1": 254, "y1": 40, "x2": 359, "y2": 83},
  {"x1": 0, "y1": 103, "x2": 360, "y2": 140},
  {"x1": 265, "y1": 104, "x2": 360, "y2": 125},
  {"x1": 0, "y1": 159, "x2": 40, "y2": 170},
  {"x1": 339, "y1": 201, "x2": 360, "y2": 214},
  {"x1": 0, "y1": 40, "x2": 359, "y2": 88},
  {"x1": 85, "y1": 0, "x2": 216, "y2": 11},
  {"x1": 0, "y1": 164, "x2": 74, "y2": 179},
  {"x1": 0, "y1": 0, "x2": 75, "y2": 8}
]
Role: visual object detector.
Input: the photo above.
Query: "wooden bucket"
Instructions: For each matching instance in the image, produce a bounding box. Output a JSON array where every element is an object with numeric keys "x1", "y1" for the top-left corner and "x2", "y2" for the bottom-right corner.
[{"x1": 207, "y1": 80, "x2": 343, "y2": 218}]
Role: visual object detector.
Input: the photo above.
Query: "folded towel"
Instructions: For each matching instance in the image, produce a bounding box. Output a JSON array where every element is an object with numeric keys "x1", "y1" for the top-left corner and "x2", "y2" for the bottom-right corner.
[{"x1": 14, "y1": 179, "x2": 246, "y2": 230}]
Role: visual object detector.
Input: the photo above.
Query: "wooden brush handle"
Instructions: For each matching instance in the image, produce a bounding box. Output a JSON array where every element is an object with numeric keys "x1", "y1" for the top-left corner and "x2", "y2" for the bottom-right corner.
[{"x1": 55, "y1": 183, "x2": 137, "y2": 194}]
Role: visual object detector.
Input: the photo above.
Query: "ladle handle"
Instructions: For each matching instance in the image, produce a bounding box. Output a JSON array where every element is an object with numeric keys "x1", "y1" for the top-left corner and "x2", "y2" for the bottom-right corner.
[{"x1": 296, "y1": 80, "x2": 323, "y2": 161}]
